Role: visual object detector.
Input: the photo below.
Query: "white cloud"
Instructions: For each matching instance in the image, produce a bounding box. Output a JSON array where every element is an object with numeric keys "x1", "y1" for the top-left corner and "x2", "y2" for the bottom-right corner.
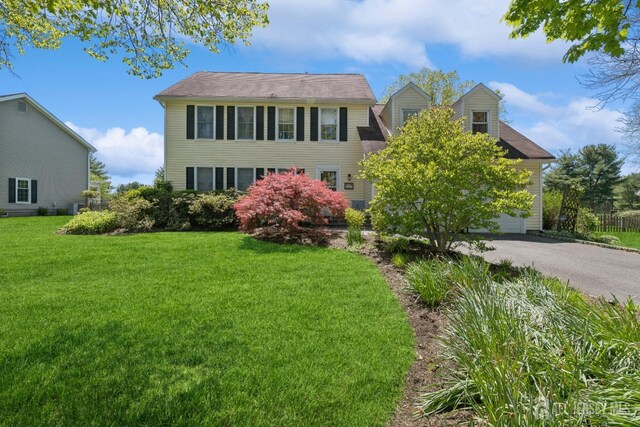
[
  {"x1": 489, "y1": 82, "x2": 625, "y2": 154},
  {"x1": 250, "y1": 0, "x2": 568, "y2": 67},
  {"x1": 66, "y1": 122, "x2": 163, "y2": 186}
]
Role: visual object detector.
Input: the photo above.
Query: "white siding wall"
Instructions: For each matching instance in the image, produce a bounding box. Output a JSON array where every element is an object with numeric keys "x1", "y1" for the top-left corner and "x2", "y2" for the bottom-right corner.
[
  {"x1": 462, "y1": 89, "x2": 500, "y2": 139},
  {"x1": 0, "y1": 99, "x2": 89, "y2": 214},
  {"x1": 164, "y1": 101, "x2": 370, "y2": 203}
]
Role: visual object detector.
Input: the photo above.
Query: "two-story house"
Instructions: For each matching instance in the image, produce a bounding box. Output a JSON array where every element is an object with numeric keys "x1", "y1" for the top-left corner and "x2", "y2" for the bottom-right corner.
[
  {"x1": 155, "y1": 72, "x2": 555, "y2": 233},
  {"x1": 1, "y1": 93, "x2": 96, "y2": 216}
]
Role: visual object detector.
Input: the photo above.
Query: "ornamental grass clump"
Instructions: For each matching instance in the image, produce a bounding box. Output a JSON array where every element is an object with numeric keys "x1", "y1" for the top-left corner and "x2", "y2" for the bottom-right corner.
[
  {"x1": 233, "y1": 170, "x2": 348, "y2": 244},
  {"x1": 345, "y1": 207, "x2": 365, "y2": 246},
  {"x1": 419, "y1": 270, "x2": 640, "y2": 425}
]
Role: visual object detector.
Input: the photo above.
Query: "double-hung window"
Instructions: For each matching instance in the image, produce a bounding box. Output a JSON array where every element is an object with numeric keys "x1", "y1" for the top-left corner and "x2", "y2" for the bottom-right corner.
[
  {"x1": 16, "y1": 178, "x2": 30, "y2": 203},
  {"x1": 277, "y1": 108, "x2": 295, "y2": 141},
  {"x1": 196, "y1": 167, "x2": 214, "y2": 191},
  {"x1": 237, "y1": 168, "x2": 255, "y2": 191},
  {"x1": 196, "y1": 106, "x2": 214, "y2": 139},
  {"x1": 237, "y1": 107, "x2": 255, "y2": 140},
  {"x1": 471, "y1": 111, "x2": 489, "y2": 134},
  {"x1": 318, "y1": 167, "x2": 339, "y2": 191},
  {"x1": 320, "y1": 108, "x2": 338, "y2": 141},
  {"x1": 402, "y1": 109, "x2": 420, "y2": 125}
]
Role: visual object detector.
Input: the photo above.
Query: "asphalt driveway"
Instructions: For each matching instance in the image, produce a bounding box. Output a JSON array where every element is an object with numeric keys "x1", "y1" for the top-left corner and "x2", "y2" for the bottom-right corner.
[{"x1": 475, "y1": 235, "x2": 640, "y2": 302}]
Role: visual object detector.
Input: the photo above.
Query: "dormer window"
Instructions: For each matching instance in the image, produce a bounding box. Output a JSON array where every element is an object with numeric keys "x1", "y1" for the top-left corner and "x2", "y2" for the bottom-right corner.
[
  {"x1": 472, "y1": 111, "x2": 489, "y2": 134},
  {"x1": 402, "y1": 109, "x2": 420, "y2": 125}
]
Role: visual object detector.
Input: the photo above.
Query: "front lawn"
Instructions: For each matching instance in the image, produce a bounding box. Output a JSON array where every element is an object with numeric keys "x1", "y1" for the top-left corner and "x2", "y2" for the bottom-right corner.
[
  {"x1": 0, "y1": 217, "x2": 414, "y2": 426},
  {"x1": 594, "y1": 231, "x2": 640, "y2": 249}
]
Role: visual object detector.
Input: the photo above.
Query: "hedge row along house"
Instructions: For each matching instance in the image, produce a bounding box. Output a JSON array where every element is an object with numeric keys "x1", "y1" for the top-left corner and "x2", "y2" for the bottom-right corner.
[{"x1": 155, "y1": 72, "x2": 555, "y2": 233}]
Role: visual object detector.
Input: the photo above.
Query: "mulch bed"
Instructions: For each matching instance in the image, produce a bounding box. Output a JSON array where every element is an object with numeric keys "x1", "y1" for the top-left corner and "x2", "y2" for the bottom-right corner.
[{"x1": 329, "y1": 232, "x2": 469, "y2": 426}]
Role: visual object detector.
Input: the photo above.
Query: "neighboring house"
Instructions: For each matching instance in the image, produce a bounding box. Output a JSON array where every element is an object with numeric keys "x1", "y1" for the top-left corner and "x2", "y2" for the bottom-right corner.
[
  {"x1": 0, "y1": 93, "x2": 96, "y2": 216},
  {"x1": 155, "y1": 72, "x2": 555, "y2": 233}
]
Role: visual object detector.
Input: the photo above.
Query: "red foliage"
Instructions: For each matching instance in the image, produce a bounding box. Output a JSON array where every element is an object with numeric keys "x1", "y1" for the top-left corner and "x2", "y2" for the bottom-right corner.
[{"x1": 233, "y1": 170, "x2": 349, "y2": 244}]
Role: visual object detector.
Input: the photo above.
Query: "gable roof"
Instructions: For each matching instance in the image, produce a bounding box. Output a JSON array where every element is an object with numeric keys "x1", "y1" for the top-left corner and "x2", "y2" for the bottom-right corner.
[
  {"x1": 155, "y1": 72, "x2": 376, "y2": 104},
  {"x1": 456, "y1": 83, "x2": 503, "y2": 103},
  {"x1": 0, "y1": 93, "x2": 96, "y2": 152},
  {"x1": 380, "y1": 82, "x2": 430, "y2": 119}
]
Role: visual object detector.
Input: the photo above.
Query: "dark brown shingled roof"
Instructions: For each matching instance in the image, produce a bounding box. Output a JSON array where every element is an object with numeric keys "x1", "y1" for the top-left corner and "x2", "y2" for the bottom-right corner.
[
  {"x1": 499, "y1": 122, "x2": 555, "y2": 160},
  {"x1": 358, "y1": 105, "x2": 389, "y2": 154},
  {"x1": 155, "y1": 72, "x2": 376, "y2": 103}
]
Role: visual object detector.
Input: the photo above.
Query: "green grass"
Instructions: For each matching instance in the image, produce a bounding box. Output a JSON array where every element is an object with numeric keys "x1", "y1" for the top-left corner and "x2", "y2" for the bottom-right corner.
[
  {"x1": 0, "y1": 217, "x2": 414, "y2": 426},
  {"x1": 594, "y1": 231, "x2": 640, "y2": 249}
]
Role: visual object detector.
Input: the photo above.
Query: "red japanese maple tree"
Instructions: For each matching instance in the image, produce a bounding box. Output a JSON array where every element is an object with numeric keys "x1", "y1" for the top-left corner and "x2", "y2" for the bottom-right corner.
[{"x1": 233, "y1": 170, "x2": 348, "y2": 244}]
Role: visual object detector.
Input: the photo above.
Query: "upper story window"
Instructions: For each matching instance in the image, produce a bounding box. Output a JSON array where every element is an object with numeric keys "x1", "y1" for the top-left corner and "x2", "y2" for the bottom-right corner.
[
  {"x1": 16, "y1": 178, "x2": 30, "y2": 203},
  {"x1": 472, "y1": 111, "x2": 489, "y2": 134},
  {"x1": 237, "y1": 106, "x2": 255, "y2": 140},
  {"x1": 402, "y1": 109, "x2": 420, "y2": 125},
  {"x1": 278, "y1": 107, "x2": 295, "y2": 141},
  {"x1": 196, "y1": 106, "x2": 214, "y2": 139},
  {"x1": 320, "y1": 108, "x2": 338, "y2": 141}
]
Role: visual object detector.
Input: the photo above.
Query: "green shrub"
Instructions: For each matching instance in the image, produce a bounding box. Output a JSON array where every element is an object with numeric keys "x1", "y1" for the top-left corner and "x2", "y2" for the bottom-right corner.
[
  {"x1": 188, "y1": 192, "x2": 237, "y2": 229},
  {"x1": 0, "y1": 209, "x2": 6, "y2": 216},
  {"x1": 618, "y1": 210, "x2": 640, "y2": 218},
  {"x1": 109, "y1": 195, "x2": 154, "y2": 232},
  {"x1": 384, "y1": 235, "x2": 410, "y2": 254},
  {"x1": 391, "y1": 253, "x2": 409, "y2": 269},
  {"x1": 542, "y1": 190, "x2": 563, "y2": 230},
  {"x1": 577, "y1": 207, "x2": 601, "y2": 235},
  {"x1": 167, "y1": 192, "x2": 197, "y2": 231},
  {"x1": 59, "y1": 211, "x2": 118, "y2": 235},
  {"x1": 345, "y1": 207, "x2": 365, "y2": 246},
  {"x1": 78, "y1": 207, "x2": 90, "y2": 214},
  {"x1": 594, "y1": 234, "x2": 621, "y2": 245},
  {"x1": 80, "y1": 190, "x2": 99, "y2": 199},
  {"x1": 36, "y1": 207, "x2": 48, "y2": 216},
  {"x1": 56, "y1": 208, "x2": 68, "y2": 215},
  {"x1": 406, "y1": 259, "x2": 451, "y2": 306}
]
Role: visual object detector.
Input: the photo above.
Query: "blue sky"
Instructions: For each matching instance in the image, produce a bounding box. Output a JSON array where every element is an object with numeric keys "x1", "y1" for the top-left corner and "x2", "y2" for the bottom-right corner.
[{"x1": 0, "y1": 0, "x2": 634, "y2": 185}]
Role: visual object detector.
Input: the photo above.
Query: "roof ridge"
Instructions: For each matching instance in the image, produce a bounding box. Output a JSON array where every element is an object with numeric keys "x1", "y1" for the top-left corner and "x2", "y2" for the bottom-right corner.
[{"x1": 193, "y1": 71, "x2": 366, "y2": 76}]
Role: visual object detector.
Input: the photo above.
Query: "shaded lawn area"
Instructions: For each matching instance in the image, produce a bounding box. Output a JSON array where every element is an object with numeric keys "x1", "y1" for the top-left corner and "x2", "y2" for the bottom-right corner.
[
  {"x1": 594, "y1": 231, "x2": 640, "y2": 249},
  {"x1": 0, "y1": 217, "x2": 414, "y2": 426}
]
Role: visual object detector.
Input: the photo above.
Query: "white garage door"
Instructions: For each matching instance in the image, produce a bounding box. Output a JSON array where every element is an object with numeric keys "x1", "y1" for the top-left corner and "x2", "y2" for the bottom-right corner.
[{"x1": 471, "y1": 214, "x2": 525, "y2": 234}]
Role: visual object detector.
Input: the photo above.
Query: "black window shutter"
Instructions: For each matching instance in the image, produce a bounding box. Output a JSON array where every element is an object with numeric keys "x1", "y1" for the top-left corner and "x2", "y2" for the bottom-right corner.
[
  {"x1": 8, "y1": 178, "x2": 15, "y2": 203},
  {"x1": 296, "y1": 107, "x2": 305, "y2": 141},
  {"x1": 339, "y1": 107, "x2": 348, "y2": 141},
  {"x1": 256, "y1": 106, "x2": 265, "y2": 140},
  {"x1": 186, "y1": 105, "x2": 195, "y2": 139},
  {"x1": 267, "y1": 106, "x2": 276, "y2": 141},
  {"x1": 310, "y1": 107, "x2": 319, "y2": 141},
  {"x1": 186, "y1": 167, "x2": 195, "y2": 190},
  {"x1": 31, "y1": 179, "x2": 37, "y2": 204},
  {"x1": 216, "y1": 106, "x2": 225, "y2": 140},
  {"x1": 256, "y1": 168, "x2": 265, "y2": 180},
  {"x1": 226, "y1": 168, "x2": 236, "y2": 189},
  {"x1": 227, "y1": 106, "x2": 235, "y2": 140},
  {"x1": 215, "y1": 167, "x2": 224, "y2": 190}
]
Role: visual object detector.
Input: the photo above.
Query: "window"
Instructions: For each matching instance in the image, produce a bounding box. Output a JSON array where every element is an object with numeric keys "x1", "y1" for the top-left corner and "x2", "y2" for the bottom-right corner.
[
  {"x1": 17, "y1": 100, "x2": 27, "y2": 113},
  {"x1": 471, "y1": 111, "x2": 489, "y2": 134},
  {"x1": 237, "y1": 168, "x2": 255, "y2": 191},
  {"x1": 16, "y1": 178, "x2": 30, "y2": 203},
  {"x1": 196, "y1": 167, "x2": 214, "y2": 191},
  {"x1": 277, "y1": 108, "x2": 295, "y2": 141},
  {"x1": 318, "y1": 169, "x2": 338, "y2": 191},
  {"x1": 402, "y1": 109, "x2": 420, "y2": 125},
  {"x1": 237, "y1": 107, "x2": 255, "y2": 140},
  {"x1": 196, "y1": 106, "x2": 214, "y2": 139},
  {"x1": 320, "y1": 108, "x2": 338, "y2": 141}
]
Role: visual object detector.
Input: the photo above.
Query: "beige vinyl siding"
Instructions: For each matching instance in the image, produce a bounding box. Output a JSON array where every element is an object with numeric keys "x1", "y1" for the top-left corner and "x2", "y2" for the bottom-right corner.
[
  {"x1": 392, "y1": 86, "x2": 429, "y2": 131},
  {"x1": 165, "y1": 101, "x2": 370, "y2": 203},
  {"x1": 462, "y1": 89, "x2": 500, "y2": 139},
  {"x1": 516, "y1": 160, "x2": 543, "y2": 231},
  {"x1": 0, "y1": 99, "x2": 89, "y2": 214},
  {"x1": 379, "y1": 104, "x2": 392, "y2": 130},
  {"x1": 452, "y1": 99, "x2": 463, "y2": 120}
]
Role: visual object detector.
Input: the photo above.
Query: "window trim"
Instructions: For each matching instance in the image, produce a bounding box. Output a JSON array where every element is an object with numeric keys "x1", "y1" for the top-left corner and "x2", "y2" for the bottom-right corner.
[
  {"x1": 316, "y1": 165, "x2": 341, "y2": 191},
  {"x1": 15, "y1": 177, "x2": 31, "y2": 204},
  {"x1": 276, "y1": 107, "x2": 296, "y2": 142},
  {"x1": 195, "y1": 105, "x2": 215, "y2": 140},
  {"x1": 319, "y1": 107, "x2": 339, "y2": 143},
  {"x1": 470, "y1": 109, "x2": 491, "y2": 134},
  {"x1": 235, "y1": 106, "x2": 256, "y2": 141},
  {"x1": 402, "y1": 109, "x2": 420, "y2": 125}
]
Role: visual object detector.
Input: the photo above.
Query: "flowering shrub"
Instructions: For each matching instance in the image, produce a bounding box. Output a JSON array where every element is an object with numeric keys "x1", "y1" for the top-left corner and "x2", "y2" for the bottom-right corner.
[{"x1": 233, "y1": 170, "x2": 348, "y2": 244}]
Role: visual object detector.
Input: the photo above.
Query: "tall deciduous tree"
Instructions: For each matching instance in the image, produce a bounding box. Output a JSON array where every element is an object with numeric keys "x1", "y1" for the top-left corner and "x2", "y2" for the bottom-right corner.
[
  {"x1": 361, "y1": 108, "x2": 533, "y2": 252},
  {"x1": 380, "y1": 68, "x2": 476, "y2": 105},
  {"x1": 0, "y1": 0, "x2": 269, "y2": 78}
]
